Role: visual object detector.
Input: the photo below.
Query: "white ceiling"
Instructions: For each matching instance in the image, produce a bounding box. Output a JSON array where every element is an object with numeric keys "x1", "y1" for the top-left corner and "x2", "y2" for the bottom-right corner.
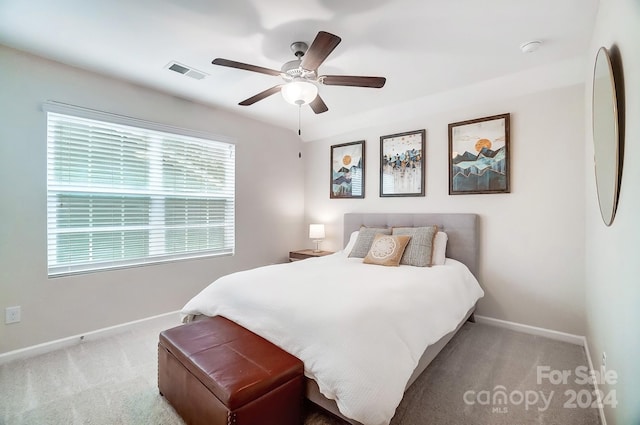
[{"x1": 0, "y1": 0, "x2": 598, "y2": 140}]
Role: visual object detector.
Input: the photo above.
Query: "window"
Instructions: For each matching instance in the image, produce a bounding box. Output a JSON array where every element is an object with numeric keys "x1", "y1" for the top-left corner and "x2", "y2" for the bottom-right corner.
[{"x1": 45, "y1": 102, "x2": 235, "y2": 276}]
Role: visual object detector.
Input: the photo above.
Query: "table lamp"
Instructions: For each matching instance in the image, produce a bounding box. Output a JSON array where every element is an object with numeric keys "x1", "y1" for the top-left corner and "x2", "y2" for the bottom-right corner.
[{"x1": 309, "y1": 224, "x2": 325, "y2": 252}]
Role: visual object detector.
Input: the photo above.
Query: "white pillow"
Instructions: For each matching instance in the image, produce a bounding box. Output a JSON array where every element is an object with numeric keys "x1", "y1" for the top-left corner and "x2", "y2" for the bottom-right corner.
[
  {"x1": 431, "y1": 231, "x2": 448, "y2": 265},
  {"x1": 343, "y1": 230, "x2": 359, "y2": 256}
]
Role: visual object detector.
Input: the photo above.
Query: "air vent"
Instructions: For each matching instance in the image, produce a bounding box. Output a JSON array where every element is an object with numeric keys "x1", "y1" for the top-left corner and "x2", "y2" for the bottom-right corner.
[{"x1": 165, "y1": 61, "x2": 208, "y2": 80}]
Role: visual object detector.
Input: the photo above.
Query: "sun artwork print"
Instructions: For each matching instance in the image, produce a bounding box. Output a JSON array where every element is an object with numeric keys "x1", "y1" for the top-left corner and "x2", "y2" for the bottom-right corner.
[
  {"x1": 331, "y1": 141, "x2": 364, "y2": 198},
  {"x1": 450, "y1": 114, "x2": 509, "y2": 194}
]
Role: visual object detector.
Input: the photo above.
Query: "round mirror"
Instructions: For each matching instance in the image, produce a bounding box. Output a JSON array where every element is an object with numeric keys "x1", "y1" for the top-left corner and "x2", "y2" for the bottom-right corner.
[{"x1": 592, "y1": 47, "x2": 621, "y2": 226}]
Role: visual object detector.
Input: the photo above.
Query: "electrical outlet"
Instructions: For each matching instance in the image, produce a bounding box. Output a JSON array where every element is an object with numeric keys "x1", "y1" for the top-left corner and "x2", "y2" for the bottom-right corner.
[{"x1": 5, "y1": 306, "x2": 21, "y2": 324}]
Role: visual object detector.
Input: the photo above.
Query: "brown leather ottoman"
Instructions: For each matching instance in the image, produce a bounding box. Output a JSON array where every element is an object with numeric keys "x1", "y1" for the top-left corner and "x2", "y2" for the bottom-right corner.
[{"x1": 158, "y1": 316, "x2": 304, "y2": 425}]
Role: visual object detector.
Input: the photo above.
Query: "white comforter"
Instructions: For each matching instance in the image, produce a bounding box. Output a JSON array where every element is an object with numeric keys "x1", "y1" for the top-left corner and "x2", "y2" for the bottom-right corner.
[{"x1": 181, "y1": 253, "x2": 484, "y2": 425}]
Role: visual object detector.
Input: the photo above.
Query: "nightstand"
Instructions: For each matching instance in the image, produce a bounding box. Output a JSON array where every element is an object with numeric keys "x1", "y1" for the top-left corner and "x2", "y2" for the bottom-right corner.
[{"x1": 289, "y1": 249, "x2": 334, "y2": 261}]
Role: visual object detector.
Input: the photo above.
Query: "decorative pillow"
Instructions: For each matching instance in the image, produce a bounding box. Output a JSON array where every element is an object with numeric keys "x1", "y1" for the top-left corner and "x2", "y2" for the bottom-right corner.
[
  {"x1": 363, "y1": 234, "x2": 412, "y2": 266},
  {"x1": 348, "y1": 227, "x2": 392, "y2": 258},
  {"x1": 343, "y1": 230, "x2": 359, "y2": 256},
  {"x1": 391, "y1": 226, "x2": 438, "y2": 267},
  {"x1": 431, "y1": 231, "x2": 448, "y2": 266}
]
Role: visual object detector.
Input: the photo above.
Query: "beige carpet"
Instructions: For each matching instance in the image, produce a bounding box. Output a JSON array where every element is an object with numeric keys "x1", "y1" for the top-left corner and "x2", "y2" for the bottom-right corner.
[{"x1": 0, "y1": 314, "x2": 601, "y2": 425}]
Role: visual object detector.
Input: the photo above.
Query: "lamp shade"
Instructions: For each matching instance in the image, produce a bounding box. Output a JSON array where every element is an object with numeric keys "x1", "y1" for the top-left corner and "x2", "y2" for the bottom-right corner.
[
  {"x1": 309, "y1": 224, "x2": 325, "y2": 239},
  {"x1": 281, "y1": 80, "x2": 318, "y2": 105}
]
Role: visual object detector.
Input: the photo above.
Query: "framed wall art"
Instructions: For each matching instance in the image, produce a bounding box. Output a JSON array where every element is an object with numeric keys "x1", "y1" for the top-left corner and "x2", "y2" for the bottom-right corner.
[
  {"x1": 330, "y1": 140, "x2": 365, "y2": 199},
  {"x1": 448, "y1": 113, "x2": 510, "y2": 195},
  {"x1": 379, "y1": 129, "x2": 425, "y2": 197}
]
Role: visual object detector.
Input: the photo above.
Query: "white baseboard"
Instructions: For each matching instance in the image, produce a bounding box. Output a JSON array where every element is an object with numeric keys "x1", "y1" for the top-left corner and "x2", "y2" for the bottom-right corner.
[
  {"x1": 582, "y1": 338, "x2": 608, "y2": 425},
  {"x1": 474, "y1": 315, "x2": 584, "y2": 345},
  {"x1": 474, "y1": 315, "x2": 607, "y2": 424},
  {"x1": 0, "y1": 310, "x2": 181, "y2": 365}
]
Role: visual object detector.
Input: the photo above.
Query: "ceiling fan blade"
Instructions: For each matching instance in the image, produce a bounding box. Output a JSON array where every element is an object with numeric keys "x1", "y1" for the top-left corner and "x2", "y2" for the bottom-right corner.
[
  {"x1": 239, "y1": 85, "x2": 283, "y2": 106},
  {"x1": 309, "y1": 95, "x2": 329, "y2": 114},
  {"x1": 301, "y1": 31, "x2": 342, "y2": 71},
  {"x1": 212, "y1": 58, "x2": 281, "y2": 77},
  {"x1": 321, "y1": 75, "x2": 386, "y2": 88}
]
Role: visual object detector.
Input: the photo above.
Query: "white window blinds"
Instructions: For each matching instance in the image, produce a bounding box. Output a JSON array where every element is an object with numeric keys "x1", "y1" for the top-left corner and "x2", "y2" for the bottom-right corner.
[{"x1": 45, "y1": 103, "x2": 235, "y2": 276}]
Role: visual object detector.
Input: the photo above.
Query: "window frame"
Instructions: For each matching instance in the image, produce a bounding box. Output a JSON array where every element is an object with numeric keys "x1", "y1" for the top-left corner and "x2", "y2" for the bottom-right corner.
[{"x1": 44, "y1": 101, "x2": 236, "y2": 277}]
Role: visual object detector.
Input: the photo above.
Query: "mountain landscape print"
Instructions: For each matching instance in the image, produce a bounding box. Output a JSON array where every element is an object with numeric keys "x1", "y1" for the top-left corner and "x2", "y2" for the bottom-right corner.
[
  {"x1": 331, "y1": 140, "x2": 365, "y2": 198},
  {"x1": 448, "y1": 114, "x2": 510, "y2": 194}
]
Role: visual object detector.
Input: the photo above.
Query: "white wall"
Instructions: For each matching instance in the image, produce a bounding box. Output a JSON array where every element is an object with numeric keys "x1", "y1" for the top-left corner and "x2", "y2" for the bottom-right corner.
[
  {"x1": 304, "y1": 83, "x2": 587, "y2": 335},
  {"x1": 0, "y1": 46, "x2": 305, "y2": 353},
  {"x1": 585, "y1": 0, "x2": 640, "y2": 424}
]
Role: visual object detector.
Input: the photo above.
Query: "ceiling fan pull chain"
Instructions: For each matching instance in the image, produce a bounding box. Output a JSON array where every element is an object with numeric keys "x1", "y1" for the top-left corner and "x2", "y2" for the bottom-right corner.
[{"x1": 298, "y1": 105, "x2": 301, "y2": 136}]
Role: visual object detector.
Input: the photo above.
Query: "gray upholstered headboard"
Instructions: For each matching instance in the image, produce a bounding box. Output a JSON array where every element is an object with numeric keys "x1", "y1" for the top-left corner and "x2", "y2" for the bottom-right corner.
[{"x1": 343, "y1": 213, "x2": 480, "y2": 278}]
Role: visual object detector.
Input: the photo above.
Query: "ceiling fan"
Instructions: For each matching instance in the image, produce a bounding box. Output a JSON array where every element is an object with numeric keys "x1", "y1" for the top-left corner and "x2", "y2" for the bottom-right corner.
[{"x1": 211, "y1": 31, "x2": 386, "y2": 114}]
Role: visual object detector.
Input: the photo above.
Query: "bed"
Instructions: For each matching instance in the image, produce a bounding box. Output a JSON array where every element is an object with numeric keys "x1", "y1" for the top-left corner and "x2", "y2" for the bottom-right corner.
[{"x1": 181, "y1": 213, "x2": 483, "y2": 425}]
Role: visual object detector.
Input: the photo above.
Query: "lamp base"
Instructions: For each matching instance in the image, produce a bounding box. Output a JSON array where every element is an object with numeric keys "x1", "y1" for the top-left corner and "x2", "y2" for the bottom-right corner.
[{"x1": 313, "y1": 240, "x2": 322, "y2": 253}]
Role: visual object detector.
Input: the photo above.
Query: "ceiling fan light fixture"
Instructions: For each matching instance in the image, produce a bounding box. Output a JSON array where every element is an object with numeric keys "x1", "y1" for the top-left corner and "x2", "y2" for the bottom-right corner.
[
  {"x1": 281, "y1": 80, "x2": 318, "y2": 106},
  {"x1": 212, "y1": 31, "x2": 385, "y2": 115}
]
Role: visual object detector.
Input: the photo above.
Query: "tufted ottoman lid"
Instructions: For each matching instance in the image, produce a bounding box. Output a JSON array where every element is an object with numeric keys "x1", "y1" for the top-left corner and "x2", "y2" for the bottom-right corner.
[{"x1": 159, "y1": 315, "x2": 303, "y2": 410}]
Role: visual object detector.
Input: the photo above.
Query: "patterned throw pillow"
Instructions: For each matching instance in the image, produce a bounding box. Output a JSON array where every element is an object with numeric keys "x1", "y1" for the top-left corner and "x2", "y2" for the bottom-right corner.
[
  {"x1": 348, "y1": 227, "x2": 392, "y2": 258},
  {"x1": 363, "y1": 234, "x2": 412, "y2": 266},
  {"x1": 392, "y1": 226, "x2": 438, "y2": 267}
]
